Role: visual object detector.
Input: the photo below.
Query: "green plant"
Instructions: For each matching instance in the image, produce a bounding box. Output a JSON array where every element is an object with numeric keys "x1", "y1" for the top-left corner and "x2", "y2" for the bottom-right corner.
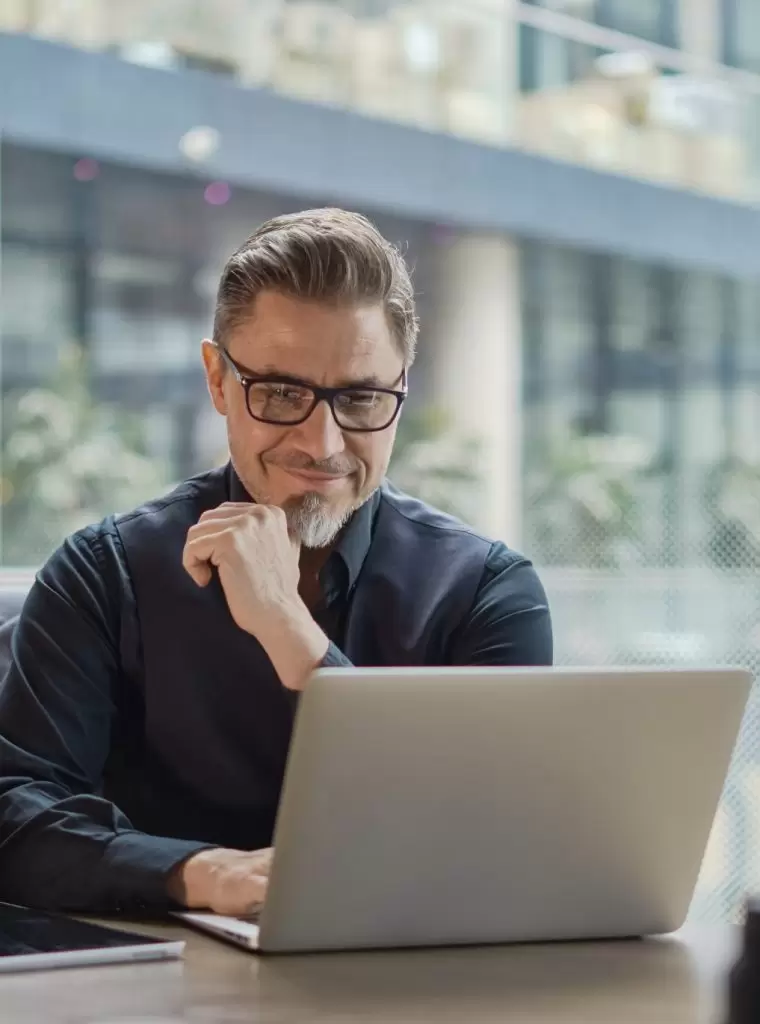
[
  {"x1": 703, "y1": 458, "x2": 760, "y2": 570},
  {"x1": 525, "y1": 433, "x2": 654, "y2": 569},
  {"x1": 388, "y1": 406, "x2": 483, "y2": 524},
  {"x1": 1, "y1": 346, "x2": 168, "y2": 566}
]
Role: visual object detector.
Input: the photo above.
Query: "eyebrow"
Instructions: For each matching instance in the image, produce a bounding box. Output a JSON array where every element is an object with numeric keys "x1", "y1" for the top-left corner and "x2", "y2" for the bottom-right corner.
[{"x1": 228, "y1": 355, "x2": 400, "y2": 390}]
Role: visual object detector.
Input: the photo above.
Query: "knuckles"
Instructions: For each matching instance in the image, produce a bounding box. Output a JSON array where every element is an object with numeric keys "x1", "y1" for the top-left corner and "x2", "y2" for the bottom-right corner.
[
  {"x1": 193, "y1": 505, "x2": 287, "y2": 534},
  {"x1": 187, "y1": 504, "x2": 288, "y2": 559}
]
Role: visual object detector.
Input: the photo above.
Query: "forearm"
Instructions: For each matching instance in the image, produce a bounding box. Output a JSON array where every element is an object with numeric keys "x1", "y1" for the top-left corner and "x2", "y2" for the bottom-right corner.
[
  {"x1": 0, "y1": 782, "x2": 211, "y2": 912},
  {"x1": 255, "y1": 604, "x2": 353, "y2": 688},
  {"x1": 0, "y1": 527, "x2": 211, "y2": 912}
]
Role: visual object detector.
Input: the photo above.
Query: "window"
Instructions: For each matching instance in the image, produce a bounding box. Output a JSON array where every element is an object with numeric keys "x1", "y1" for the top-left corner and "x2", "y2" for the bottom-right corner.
[
  {"x1": 723, "y1": 0, "x2": 760, "y2": 73},
  {"x1": 521, "y1": 239, "x2": 760, "y2": 920},
  {"x1": 0, "y1": 141, "x2": 431, "y2": 565},
  {"x1": 519, "y1": 24, "x2": 603, "y2": 93},
  {"x1": 597, "y1": 0, "x2": 677, "y2": 46},
  {"x1": 524, "y1": 0, "x2": 679, "y2": 47}
]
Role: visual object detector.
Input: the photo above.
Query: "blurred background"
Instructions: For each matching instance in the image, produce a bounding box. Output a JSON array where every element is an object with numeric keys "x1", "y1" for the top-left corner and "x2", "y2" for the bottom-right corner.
[{"x1": 1, "y1": 0, "x2": 760, "y2": 922}]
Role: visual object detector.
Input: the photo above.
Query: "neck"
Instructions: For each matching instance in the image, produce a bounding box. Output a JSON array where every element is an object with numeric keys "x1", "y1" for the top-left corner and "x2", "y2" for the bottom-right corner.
[
  {"x1": 298, "y1": 545, "x2": 333, "y2": 611},
  {"x1": 299, "y1": 545, "x2": 333, "y2": 578}
]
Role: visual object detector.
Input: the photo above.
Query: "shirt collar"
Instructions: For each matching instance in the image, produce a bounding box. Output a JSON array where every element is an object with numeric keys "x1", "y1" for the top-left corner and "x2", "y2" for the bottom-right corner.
[
  {"x1": 332, "y1": 489, "x2": 380, "y2": 592},
  {"x1": 225, "y1": 462, "x2": 379, "y2": 594}
]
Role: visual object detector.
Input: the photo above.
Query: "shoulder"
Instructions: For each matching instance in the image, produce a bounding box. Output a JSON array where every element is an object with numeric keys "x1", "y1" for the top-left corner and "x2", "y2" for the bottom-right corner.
[
  {"x1": 41, "y1": 465, "x2": 228, "y2": 585},
  {"x1": 379, "y1": 481, "x2": 490, "y2": 543},
  {"x1": 377, "y1": 481, "x2": 527, "y2": 568},
  {"x1": 114, "y1": 464, "x2": 228, "y2": 531},
  {"x1": 377, "y1": 482, "x2": 547, "y2": 608}
]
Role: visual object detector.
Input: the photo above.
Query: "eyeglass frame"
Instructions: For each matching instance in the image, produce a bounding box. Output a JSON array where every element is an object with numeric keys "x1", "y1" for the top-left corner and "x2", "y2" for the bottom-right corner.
[{"x1": 212, "y1": 341, "x2": 408, "y2": 433}]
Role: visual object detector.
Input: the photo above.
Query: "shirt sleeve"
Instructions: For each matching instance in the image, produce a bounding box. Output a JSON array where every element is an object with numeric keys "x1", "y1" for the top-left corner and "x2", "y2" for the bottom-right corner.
[
  {"x1": 319, "y1": 641, "x2": 354, "y2": 668},
  {"x1": 0, "y1": 525, "x2": 211, "y2": 913},
  {"x1": 447, "y1": 543, "x2": 553, "y2": 666}
]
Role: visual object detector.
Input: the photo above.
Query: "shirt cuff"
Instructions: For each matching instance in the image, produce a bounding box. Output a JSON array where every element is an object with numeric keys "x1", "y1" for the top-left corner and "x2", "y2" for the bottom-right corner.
[
  {"x1": 102, "y1": 831, "x2": 216, "y2": 911},
  {"x1": 320, "y1": 641, "x2": 354, "y2": 668}
]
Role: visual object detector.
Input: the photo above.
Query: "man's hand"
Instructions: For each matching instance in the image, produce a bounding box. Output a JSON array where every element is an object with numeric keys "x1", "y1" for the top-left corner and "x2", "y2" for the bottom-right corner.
[
  {"x1": 182, "y1": 503, "x2": 328, "y2": 689},
  {"x1": 167, "y1": 847, "x2": 273, "y2": 916}
]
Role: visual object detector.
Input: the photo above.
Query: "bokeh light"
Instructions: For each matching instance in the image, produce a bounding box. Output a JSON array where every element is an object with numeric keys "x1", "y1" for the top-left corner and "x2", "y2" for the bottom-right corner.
[
  {"x1": 204, "y1": 181, "x2": 231, "y2": 206},
  {"x1": 179, "y1": 125, "x2": 220, "y2": 162},
  {"x1": 73, "y1": 158, "x2": 100, "y2": 182}
]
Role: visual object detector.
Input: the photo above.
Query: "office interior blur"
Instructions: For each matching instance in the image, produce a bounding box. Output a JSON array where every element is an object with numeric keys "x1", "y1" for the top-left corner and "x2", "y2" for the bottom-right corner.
[{"x1": 1, "y1": 0, "x2": 760, "y2": 924}]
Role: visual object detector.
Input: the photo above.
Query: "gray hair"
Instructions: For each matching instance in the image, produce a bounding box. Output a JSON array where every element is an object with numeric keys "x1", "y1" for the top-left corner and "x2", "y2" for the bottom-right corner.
[{"x1": 212, "y1": 207, "x2": 419, "y2": 366}]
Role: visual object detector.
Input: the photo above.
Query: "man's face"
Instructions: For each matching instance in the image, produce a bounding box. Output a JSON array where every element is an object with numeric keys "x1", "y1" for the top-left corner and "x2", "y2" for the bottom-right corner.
[{"x1": 203, "y1": 291, "x2": 404, "y2": 547}]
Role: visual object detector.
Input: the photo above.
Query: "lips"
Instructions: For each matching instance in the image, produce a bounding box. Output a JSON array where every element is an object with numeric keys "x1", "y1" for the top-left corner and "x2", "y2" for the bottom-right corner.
[
  {"x1": 282, "y1": 468, "x2": 350, "y2": 486},
  {"x1": 293, "y1": 473, "x2": 344, "y2": 481}
]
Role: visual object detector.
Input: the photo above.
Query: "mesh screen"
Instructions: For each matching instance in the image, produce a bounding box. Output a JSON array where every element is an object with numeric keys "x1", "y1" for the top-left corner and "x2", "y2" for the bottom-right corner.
[
  {"x1": 529, "y1": 525, "x2": 760, "y2": 923},
  {"x1": 519, "y1": 242, "x2": 760, "y2": 922}
]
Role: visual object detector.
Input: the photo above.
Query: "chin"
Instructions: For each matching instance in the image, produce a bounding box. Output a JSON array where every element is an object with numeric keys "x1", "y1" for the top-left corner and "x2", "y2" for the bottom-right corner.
[{"x1": 289, "y1": 502, "x2": 351, "y2": 549}]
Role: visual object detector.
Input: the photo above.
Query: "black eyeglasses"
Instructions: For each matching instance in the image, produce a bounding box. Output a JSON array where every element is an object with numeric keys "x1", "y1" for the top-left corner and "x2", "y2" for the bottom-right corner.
[{"x1": 214, "y1": 343, "x2": 407, "y2": 433}]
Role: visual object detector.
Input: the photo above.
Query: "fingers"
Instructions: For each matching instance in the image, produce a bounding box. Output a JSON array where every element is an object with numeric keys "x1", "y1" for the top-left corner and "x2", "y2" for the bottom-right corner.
[
  {"x1": 172, "y1": 847, "x2": 275, "y2": 913},
  {"x1": 198, "y1": 503, "x2": 288, "y2": 525},
  {"x1": 182, "y1": 525, "x2": 236, "y2": 586},
  {"x1": 183, "y1": 503, "x2": 292, "y2": 588},
  {"x1": 197, "y1": 503, "x2": 255, "y2": 524},
  {"x1": 183, "y1": 518, "x2": 262, "y2": 585},
  {"x1": 255, "y1": 847, "x2": 275, "y2": 873},
  {"x1": 207, "y1": 848, "x2": 275, "y2": 917},
  {"x1": 210, "y1": 871, "x2": 270, "y2": 917},
  {"x1": 187, "y1": 560, "x2": 213, "y2": 588}
]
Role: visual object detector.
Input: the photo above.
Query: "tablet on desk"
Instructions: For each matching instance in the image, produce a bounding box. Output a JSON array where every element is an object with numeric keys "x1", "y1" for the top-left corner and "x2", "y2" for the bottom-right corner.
[{"x1": 0, "y1": 902, "x2": 185, "y2": 973}]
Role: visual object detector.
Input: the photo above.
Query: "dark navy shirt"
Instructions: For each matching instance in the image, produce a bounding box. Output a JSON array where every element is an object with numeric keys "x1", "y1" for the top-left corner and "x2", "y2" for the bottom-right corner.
[{"x1": 0, "y1": 464, "x2": 552, "y2": 912}]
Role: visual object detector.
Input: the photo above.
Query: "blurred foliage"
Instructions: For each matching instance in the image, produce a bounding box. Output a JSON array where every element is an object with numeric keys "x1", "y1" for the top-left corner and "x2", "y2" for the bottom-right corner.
[
  {"x1": 388, "y1": 406, "x2": 483, "y2": 525},
  {"x1": 704, "y1": 458, "x2": 760, "y2": 570},
  {"x1": 1, "y1": 346, "x2": 168, "y2": 566},
  {"x1": 526, "y1": 433, "x2": 654, "y2": 569},
  {"x1": 0, "y1": 349, "x2": 483, "y2": 566}
]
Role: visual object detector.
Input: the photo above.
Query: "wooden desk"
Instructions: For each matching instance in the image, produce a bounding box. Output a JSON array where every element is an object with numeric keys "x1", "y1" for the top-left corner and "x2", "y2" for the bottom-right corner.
[{"x1": 0, "y1": 921, "x2": 738, "y2": 1024}]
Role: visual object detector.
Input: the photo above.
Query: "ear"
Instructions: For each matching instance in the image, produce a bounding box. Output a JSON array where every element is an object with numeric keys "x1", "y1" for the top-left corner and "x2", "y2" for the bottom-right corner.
[{"x1": 202, "y1": 340, "x2": 228, "y2": 416}]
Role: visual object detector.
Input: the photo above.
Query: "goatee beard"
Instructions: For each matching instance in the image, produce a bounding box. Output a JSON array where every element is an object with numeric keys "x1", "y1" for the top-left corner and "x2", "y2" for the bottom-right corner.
[{"x1": 283, "y1": 492, "x2": 353, "y2": 549}]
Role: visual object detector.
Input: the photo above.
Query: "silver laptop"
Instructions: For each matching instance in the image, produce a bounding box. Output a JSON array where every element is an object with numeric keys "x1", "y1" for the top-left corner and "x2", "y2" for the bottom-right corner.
[{"x1": 178, "y1": 666, "x2": 751, "y2": 954}]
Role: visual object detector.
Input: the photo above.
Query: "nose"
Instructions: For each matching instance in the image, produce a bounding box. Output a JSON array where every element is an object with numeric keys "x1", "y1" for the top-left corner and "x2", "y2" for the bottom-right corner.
[{"x1": 291, "y1": 399, "x2": 346, "y2": 461}]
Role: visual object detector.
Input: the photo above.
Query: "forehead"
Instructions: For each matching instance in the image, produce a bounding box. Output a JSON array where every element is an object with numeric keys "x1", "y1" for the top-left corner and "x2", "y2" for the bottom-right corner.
[{"x1": 227, "y1": 291, "x2": 402, "y2": 383}]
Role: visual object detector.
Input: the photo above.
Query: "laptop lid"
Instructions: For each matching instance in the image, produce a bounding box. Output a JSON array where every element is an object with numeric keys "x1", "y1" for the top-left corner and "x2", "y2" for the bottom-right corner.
[{"x1": 259, "y1": 666, "x2": 750, "y2": 953}]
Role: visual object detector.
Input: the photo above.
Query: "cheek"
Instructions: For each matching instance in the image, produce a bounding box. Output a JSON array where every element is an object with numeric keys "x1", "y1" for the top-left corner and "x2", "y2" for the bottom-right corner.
[
  {"x1": 227, "y1": 403, "x2": 280, "y2": 460},
  {"x1": 350, "y1": 436, "x2": 393, "y2": 481}
]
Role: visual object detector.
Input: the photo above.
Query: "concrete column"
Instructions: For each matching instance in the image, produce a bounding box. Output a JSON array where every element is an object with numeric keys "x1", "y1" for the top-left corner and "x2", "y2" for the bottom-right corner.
[
  {"x1": 429, "y1": 231, "x2": 523, "y2": 547},
  {"x1": 679, "y1": 0, "x2": 721, "y2": 62}
]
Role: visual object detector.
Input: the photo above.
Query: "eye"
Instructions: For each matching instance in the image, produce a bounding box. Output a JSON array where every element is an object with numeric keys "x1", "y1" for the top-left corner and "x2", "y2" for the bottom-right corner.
[
  {"x1": 271, "y1": 385, "x2": 301, "y2": 400},
  {"x1": 259, "y1": 383, "x2": 310, "y2": 404},
  {"x1": 336, "y1": 390, "x2": 378, "y2": 407}
]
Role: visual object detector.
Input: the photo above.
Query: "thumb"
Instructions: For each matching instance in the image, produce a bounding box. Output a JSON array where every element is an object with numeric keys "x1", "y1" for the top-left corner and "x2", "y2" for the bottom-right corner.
[{"x1": 185, "y1": 557, "x2": 213, "y2": 587}]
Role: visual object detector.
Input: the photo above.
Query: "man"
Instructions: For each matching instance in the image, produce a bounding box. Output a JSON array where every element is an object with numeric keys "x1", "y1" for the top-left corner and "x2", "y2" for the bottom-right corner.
[{"x1": 0, "y1": 208, "x2": 551, "y2": 917}]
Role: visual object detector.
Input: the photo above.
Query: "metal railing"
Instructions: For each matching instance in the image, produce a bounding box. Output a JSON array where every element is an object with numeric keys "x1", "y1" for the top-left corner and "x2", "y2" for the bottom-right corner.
[{"x1": 0, "y1": 0, "x2": 757, "y2": 203}]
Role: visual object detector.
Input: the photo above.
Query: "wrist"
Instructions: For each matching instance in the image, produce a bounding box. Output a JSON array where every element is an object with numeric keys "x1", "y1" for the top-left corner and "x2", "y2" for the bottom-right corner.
[
  {"x1": 167, "y1": 848, "x2": 217, "y2": 908},
  {"x1": 258, "y1": 601, "x2": 329, "y2": 690}
]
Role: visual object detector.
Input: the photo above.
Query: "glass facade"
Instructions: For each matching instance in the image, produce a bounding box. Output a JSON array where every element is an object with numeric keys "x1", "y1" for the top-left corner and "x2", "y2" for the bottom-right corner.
[
  {"x1": 0, "y1": 142, "x2": 436, "y2": 566},
  {"x1": 1, "y1": 0, "x2": 760, "y2": 927},
  {"x1": 1, "y1": 1, "x2": 757, "y2": 201},
  {"x1": 723, "y1": 0, "x2": 760, "y2": 73},
  {"x1": 516, "y1": 20, "x2": 755, "y2": 201},
  {"x1": 522, "y1": 241, "x2": 760, "y2": 581},
  {"x1": 521, "y1": 239, "x2": 760, "y2": 918},
  {"x1": 524, "y1": 0, "x2": 679, "y2": 48}
]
